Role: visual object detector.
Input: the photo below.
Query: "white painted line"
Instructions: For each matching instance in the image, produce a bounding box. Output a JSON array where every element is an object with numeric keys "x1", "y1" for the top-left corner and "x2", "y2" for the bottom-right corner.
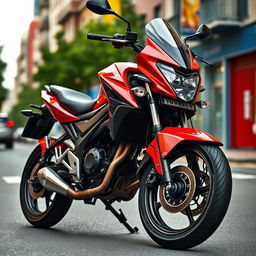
[
  {"x1": 232, "y1": 173, "x2": 256, "y2": 180},
  {"x1": 3, "y1": 173, "x2": 256, "y2": 182},
  {"x1": 2, "y1": 176, "x2": 21, "y2": 184},
  {"x1": 230, "y1": 162, "x2": 256, "y2": 169}
]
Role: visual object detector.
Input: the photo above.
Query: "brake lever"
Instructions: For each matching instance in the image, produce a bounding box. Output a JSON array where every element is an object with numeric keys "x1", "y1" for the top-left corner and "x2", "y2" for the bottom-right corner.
[
  {"x1": 102, "y1": 38, "x2": 130, "y2": 44},
  {"x1": 195, "y1": 55, "x2": 213, "y2": 66}
]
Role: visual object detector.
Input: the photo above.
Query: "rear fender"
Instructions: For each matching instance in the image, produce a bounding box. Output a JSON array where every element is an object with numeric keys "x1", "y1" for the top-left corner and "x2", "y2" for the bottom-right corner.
[{"x1": 146, "y1": 127, "x2": 222, "y2": 175}]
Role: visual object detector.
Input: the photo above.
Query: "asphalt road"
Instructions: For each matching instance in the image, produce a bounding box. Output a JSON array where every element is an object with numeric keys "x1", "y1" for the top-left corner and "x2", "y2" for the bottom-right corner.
[{"x1": 0, "y1": 143, "x2": 255, "y2": 256}]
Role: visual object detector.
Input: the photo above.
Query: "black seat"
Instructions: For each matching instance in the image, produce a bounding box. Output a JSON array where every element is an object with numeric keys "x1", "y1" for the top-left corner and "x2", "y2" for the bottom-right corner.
[{"x1": 50, "y1": 85, "x2": 97, "y2": 115}]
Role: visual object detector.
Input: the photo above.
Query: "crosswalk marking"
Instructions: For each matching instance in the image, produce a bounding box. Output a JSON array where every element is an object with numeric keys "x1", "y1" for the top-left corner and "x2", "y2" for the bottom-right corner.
[
  {"x1": 232, "y1": 173, "x2": 256, "y2": 180},
  {"x1": 229, "y1": 162, "x2": 256, "y2": 169},
  {"x1": 2, "y1": 176, "x2": 21, "y2": 184},
  {"x1": 1, "y1": 172, "x2": 256, "y2": 184}
]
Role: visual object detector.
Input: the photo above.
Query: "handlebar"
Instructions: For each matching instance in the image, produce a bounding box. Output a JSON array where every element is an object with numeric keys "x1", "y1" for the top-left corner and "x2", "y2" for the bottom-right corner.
[
  {"x1": 87, "y1": 33, "x2": 114, "y2": 41},
  {"x1": 87, "y1": 32, "x2": 143, "y2": 53}
]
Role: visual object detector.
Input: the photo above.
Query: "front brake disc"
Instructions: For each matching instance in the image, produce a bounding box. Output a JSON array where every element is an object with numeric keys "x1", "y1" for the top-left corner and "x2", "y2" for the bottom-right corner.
[
  {"x1": 181, "y1": 169, "x2": 210, "y2": 216},
  {"x1": 159, "y1": 165, "x2": 196, "y2": 213}
]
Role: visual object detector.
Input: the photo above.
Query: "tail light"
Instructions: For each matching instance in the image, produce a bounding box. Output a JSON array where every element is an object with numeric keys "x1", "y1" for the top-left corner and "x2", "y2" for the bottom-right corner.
[{"x1": 6, "y1": 120, "x2": 14, "y2": 127}]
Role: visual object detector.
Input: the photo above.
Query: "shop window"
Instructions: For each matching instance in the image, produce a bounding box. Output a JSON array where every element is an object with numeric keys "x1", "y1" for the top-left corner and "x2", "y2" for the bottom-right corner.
[{"x1": 154, "y1": 4, "x2": 162, "y2": 18}]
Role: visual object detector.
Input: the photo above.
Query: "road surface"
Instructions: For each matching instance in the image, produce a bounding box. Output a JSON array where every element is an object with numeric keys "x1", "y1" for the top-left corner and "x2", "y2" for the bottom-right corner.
[{"x1": 0, "y1": 143, "x2": 255, "y2": 256}]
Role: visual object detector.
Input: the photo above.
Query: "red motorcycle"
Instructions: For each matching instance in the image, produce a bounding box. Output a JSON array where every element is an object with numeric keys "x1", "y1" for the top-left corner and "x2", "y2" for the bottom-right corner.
[{"x1": 20, "y1": 0, "x2": 232, "y2": 249}]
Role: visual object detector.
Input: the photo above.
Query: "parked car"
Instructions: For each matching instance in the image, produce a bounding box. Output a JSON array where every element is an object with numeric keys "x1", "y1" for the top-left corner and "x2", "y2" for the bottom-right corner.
[{"x1": 0, "y1": 113, "x2": 14, "y2": 149}]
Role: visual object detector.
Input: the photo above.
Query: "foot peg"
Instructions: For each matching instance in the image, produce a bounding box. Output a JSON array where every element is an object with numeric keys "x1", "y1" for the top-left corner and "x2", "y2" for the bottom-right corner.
[{"x1": 102, "y1": 200, "x2": 139, "y2": 234}]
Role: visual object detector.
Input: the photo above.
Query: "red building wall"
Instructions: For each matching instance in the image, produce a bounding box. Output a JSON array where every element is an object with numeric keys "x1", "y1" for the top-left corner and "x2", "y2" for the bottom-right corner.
[
  {"x1": 230, "y1": 51, "x2": 256, "y2": 148},
  {"x1": 27, "y1": 19, "x2": 40, "y2": 83}
]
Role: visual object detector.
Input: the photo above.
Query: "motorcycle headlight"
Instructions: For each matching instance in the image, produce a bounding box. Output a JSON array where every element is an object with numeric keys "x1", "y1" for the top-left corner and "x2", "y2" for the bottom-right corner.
[{"x1": 157, "y1": 62, "x2": 199, "y2": 102}]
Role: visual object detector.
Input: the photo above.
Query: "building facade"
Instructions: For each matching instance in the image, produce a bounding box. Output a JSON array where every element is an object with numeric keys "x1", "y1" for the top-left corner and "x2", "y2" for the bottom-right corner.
[
  {"x1": 192, "y1": 0, "x2": 256, "y2": 148},
  {"x1": 39, "y1": 0, "x2": 50, "y2": 49},
  {"x1": 14, "y1": 34, "x2": 29, "y2": 105},
  {"x1": 15, "y1": 0, "x2": 42, "y2": 93},
  {"x1": 49, "y1": 0, "x2": 93, "y2": 51},
  {"x1": 135, "y1": 0, "x2": 175, "y2": 22},
  {"x1": 27, "y1": 18, "x2": 40, "y2": 87}
]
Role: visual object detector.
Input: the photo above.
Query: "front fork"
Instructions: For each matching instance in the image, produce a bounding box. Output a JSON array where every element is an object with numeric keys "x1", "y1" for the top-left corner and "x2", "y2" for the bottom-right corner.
[{"x1": 145, "y1": 83, "x2": 175, "y2": 190}]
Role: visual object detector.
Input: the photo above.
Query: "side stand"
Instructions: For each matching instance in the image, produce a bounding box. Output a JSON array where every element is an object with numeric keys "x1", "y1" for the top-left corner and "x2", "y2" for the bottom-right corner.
[{"x1": 101, "y1": 200, "x2": 139, "y2": 234}]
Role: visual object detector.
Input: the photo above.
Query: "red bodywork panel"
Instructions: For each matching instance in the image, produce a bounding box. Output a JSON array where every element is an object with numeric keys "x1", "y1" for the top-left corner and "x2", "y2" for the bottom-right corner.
[
  {"x1": 136, "y1": 37, "x2": 200, "y2": 101},
  {"x1": 93, "y1": 84, "x2": 108, "y2": 110},
  {"x1": 41, "y1": 90, "x2": 80, "y2": 123},
  {"x1": 95, "y1": 63, "x2": 140, "y2": 111},
  {"x1": 94, "y1": 46, "x2": 201, "y2": 111},
  {"x1": 146, "y1": 127, "x2": 222, "y2": 174}
]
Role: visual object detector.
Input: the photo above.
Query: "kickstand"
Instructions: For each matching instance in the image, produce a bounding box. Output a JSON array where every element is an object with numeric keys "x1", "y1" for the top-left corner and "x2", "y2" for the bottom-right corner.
[{"x1": 101, "y1": 200, "x2": 139, "y2": 234}]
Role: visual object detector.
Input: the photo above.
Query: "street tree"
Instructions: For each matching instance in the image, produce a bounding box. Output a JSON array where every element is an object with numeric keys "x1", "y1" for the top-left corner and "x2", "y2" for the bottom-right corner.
[
  {"x1": 0, "y1": 46, "x2": 8, "y2": 110},
  {"x1": 9, "y1": 83, "x2": 41, "y2": 127},
  {"x1": 34, "y1": 0, "x2": 145, "y2": 91}
]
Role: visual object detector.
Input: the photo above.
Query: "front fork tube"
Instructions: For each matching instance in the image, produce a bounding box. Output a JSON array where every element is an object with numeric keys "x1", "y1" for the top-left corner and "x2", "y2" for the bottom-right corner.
[{"x1": 145, "y1": 83, "x2": 173, "y2": 186}]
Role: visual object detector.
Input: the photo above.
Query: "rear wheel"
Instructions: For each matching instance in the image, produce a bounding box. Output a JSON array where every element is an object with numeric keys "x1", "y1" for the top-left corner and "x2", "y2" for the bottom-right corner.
[
  {"x1": 20, "y1": 145, "x2": 73, "y2": 228},
  {"x1": 139, "y1": 143, "x2": 232, "y2": 249}
]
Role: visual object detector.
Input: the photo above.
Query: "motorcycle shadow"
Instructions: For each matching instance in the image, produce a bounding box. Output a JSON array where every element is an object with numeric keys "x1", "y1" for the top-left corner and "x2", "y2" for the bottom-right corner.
[{"x1": 20, "y1": 225, "x2": 213, "y2": 254}]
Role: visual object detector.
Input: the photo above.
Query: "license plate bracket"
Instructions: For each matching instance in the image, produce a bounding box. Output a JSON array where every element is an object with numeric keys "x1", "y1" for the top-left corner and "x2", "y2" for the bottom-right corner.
[{"x1": 159, "y1": 97, "x2": 196, "y2": 112}]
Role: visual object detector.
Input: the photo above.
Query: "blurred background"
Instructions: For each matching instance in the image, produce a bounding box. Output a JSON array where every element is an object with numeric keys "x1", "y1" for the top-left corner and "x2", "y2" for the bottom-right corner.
[
  {"x1": 0, "y1": 0, "x2": 256, "y2": 150},
  {"x1": 0, "y1": 2, "x2": 255, "y2": 254}
]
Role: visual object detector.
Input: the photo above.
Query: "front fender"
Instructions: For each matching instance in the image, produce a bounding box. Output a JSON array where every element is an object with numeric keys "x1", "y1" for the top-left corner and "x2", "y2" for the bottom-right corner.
[{"x1": 146, "y1": 127, "x2": 222, "y2": 174}]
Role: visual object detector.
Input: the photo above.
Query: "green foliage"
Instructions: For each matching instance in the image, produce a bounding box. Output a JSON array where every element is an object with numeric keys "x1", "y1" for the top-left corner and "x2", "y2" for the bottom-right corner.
[
  {"x1": 9, "y1": 84, "x2": 41, "y2": 127},
  {"x1": 0, "y1": 46, "x2": 8, "y2": 109},
  {"x1": 34, "y1": 0, "x2": 145, "y2": 91}
]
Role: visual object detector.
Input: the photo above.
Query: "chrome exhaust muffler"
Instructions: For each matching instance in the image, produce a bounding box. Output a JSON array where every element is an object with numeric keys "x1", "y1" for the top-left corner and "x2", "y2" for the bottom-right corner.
[
  {"x1": 37, "y1": 167, "x2": 70, "y2": 196},
  {"x1": 37, "y1": 144, "x2": 131, "y2": 200}
]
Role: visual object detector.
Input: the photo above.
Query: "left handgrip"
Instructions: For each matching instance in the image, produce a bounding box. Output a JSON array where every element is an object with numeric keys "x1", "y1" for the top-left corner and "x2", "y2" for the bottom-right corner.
[{"x1": 87, "y1": 33, "x2": 113, "y2": 41}]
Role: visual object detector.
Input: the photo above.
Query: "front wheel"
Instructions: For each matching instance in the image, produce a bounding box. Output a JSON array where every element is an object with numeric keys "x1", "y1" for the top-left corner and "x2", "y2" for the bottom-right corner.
[{"x1": 139, "y1": 143, "x2": 232, "y2": 249}]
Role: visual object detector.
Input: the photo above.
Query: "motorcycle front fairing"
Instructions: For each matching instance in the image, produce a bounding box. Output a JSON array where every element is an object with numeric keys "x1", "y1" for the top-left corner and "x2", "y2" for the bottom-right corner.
[
  {"x1": 136, "y1": 18, "x2": 200, "y2": 101},
  {"x1": 137, "y1": 19, "x2": 222, "y2": 175}
]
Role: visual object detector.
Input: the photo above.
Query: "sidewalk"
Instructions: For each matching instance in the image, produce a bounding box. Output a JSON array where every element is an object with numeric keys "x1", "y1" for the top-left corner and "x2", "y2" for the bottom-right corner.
[{"x1": 223, "y1": 148, "x2": 256, "y2": 163}]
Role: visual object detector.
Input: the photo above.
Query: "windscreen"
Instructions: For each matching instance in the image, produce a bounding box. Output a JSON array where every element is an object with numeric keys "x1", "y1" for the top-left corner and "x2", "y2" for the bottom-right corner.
[{"x1": 145, "y1": 18, "x2": 191, "y2": 69}]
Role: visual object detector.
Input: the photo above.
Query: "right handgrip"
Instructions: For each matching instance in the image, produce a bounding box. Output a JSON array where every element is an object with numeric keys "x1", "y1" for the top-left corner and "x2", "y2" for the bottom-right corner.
[{"x1": 87, "y1": 33, "x2": 113, "y2": 41}]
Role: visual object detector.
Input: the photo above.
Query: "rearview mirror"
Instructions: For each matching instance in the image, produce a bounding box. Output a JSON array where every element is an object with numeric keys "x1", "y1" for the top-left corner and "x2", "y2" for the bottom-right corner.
[
  {"x1": 184, "y1": 24, "x2": 212, "y2": 43},
  {"x1": 86, "y1": 0, "x2": 132, "y2": 32},
  {"x1": 86, "y1": 0, "x2": 114, "y2": 15},
  {"x1": 196, "y1": 24, "x2": 212, "y2": 40}
]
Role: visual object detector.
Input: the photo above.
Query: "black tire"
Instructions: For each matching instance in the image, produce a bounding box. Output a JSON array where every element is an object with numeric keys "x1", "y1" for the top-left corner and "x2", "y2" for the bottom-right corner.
[
  {"x1": 6, "y1": 141, "x2": 13, "y2": 149},
  {"x1": 139, "y1": 143, "x2": 232, "y2": 250},
  {"x1": 20, "y1": 145, "x2": 73, "y2": 228}
]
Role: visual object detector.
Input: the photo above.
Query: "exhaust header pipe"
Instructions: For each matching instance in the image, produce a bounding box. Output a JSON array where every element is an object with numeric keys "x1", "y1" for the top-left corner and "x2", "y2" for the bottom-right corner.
[{"x1": 37, "y1": 144, "x2": 131, "y2": 200}]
